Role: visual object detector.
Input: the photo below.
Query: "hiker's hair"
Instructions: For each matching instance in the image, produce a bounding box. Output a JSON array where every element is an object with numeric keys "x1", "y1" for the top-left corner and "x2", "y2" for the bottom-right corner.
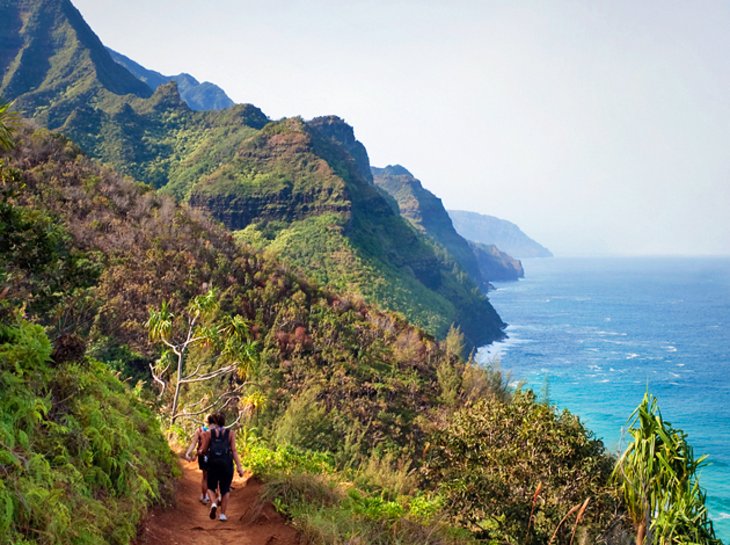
[
  {"x1": 206, "y1": 414, "x2": 215, "y2": 425},
  {"x1": 216, "y1": 412, "x2": 226, "y2": 427}
]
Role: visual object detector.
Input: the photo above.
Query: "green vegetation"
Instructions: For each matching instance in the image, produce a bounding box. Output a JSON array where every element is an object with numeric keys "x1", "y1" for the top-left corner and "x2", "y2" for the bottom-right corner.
[
  {"x1": 1, "y1": 0, "x2": 505, "y2": 348},
  {"x1": 0, "y1": 103, "x2": 16, "y2": 151},
  {"x1": 146, "y1": 288, "x2": 260, "y2": 425},
  {"x1": 0, "y1": 125, "x2": 176, "y2": 544},
  {"x1": 0, "y1": 118, "x2": 610, "y2": 544},
  {"x1": 0, "y1": 5, "x2": 722, "y2": 541},
  {"x1": 243, "y1": 440, "x2": 474, "y2": 545},
  {"x1": 613, "y1": 393, "x2": 721, "y2": 545},
  {"x1": 0, "y1": 318, "x2": 177, "y2": 545}
]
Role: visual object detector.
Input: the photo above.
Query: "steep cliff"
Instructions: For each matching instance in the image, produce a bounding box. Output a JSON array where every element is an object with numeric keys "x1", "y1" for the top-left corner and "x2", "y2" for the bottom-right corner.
[
  {"x1": 471, "y1": 241, "x2": 525, "y2": 282},
  {"x1": 449, "y1": 209, "x2": 553, "y2": 259},
  {"x1": 373, "y1": 165, "x2": 524, "y2": 285}
]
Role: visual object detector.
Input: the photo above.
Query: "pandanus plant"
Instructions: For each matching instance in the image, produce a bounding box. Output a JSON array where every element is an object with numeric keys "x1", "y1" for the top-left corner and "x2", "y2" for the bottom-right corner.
[
  {"x1": 612, "y1": 392, "x2": 720, "y2": 545},
  {"x1": 0, "y1": 102, "x2": 17, "y2": 151}
]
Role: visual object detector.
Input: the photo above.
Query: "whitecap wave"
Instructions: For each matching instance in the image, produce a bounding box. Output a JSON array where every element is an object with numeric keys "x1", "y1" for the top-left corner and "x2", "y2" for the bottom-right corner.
[{"x1": 626, "y1": 353, "x2": 640, "y2": 360}]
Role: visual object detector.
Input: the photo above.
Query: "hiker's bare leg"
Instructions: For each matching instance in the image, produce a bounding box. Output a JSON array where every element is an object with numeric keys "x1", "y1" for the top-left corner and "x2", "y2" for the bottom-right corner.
[
  {"x1": 201, "y1": 470, "x2": 208, "y2": 498},
  {"x1": 220, "y1": 491, "x2": 230, "y2": 515}
]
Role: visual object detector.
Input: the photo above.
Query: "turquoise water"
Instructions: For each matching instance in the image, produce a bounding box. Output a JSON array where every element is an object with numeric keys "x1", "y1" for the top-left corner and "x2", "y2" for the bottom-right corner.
[{"x1": 478, "y1": 257, "x2": 730, "y2": 542}]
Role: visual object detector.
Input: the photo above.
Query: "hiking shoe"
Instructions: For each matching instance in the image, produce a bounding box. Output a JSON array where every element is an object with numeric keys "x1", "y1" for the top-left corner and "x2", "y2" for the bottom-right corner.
[
  {"x1": 219, "y1": 514, "x2": 228, "y2": 522},
  {"x1": 209, "y1": 503, "x2": 217, "y2": 520},
  {"x1": 199, "y1": 495, "x2": 209, "y2": 505}
]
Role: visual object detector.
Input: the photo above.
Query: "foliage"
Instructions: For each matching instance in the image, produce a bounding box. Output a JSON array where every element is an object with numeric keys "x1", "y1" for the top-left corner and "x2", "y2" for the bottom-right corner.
[
  {"x1": 244, "y1": 441, "x2": 471, "y2": 545},
  {"x1": 146, "y1": 288, "x2": 260, "y2": 425},
  {"x1": 422, "y1": 390, "x2": 620, "y2": 544},
  {"x1": 0, "y1": 318, "x2": 176, "y2": 545},
  {"x1": 0, "y1": 120, "x2": 653, "y2": 545},
  {"x1": 612, "y1": 392, "x2": 721, "y2": 545},
  {"x1": 0, "y1": 103, "x2": 17, "y2": 151}
]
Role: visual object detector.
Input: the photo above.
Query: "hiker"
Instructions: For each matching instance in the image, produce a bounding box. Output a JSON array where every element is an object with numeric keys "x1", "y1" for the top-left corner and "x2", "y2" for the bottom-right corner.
[
  {"x1": 185, "y1": 414, "x2": 217, "y2": 504},
  {"x1": 198, "y1": 412, "x2": 245, "y2": 522}
]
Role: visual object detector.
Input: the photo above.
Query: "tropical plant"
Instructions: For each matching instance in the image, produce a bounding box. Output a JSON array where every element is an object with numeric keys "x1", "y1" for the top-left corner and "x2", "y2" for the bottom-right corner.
[
  {"x1": 0, "y1": 103, "x2": 16, "y2": 151},
  {"x1": 146, "y1": 287, "x2": 260, "y2": 425},
  {"x1": 612, "y1": 392, "x2": 721, "y2": 545}
]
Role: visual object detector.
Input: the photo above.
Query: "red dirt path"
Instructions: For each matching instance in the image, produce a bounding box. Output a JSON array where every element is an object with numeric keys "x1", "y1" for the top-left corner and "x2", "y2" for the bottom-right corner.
[{"x1": 135, "y1": 457, "x2": 301, "y2": 545}]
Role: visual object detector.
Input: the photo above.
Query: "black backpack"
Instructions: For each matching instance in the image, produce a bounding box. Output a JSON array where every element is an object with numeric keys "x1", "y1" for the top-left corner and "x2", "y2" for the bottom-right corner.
[{"x1": 208, "y1": 428, "x2": 231, "y2": 462}]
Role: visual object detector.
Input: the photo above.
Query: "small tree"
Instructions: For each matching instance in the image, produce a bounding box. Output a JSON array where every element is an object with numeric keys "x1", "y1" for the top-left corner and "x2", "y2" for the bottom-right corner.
[
  {"x1": 146, "y1": 287, "x2": 259, "y2": 426},
  {"x1": 613, "y1": 392, "x2": 721, "y2": 545}
]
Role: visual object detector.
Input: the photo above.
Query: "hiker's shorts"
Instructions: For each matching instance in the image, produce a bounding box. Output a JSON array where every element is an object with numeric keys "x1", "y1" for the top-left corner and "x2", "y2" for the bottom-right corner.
[
  {"x1": 207, "y1": 458, "x2": 234, "y2": 496},
  {"x1": 198, "y1": 453, "x2": 208, "y2": 471}
]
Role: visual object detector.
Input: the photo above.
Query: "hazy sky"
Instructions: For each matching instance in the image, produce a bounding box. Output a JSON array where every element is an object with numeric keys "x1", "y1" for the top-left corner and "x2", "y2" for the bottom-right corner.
[{"x1": 73, "y1": 0, "x2": 730, "y2": 256}]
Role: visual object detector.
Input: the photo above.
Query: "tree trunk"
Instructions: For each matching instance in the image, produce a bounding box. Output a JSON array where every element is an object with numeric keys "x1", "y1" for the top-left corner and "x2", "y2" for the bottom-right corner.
[
  {"x1": 636, "y1": 519, "x2": 646, "y2": 545},
  {"x1": 170, "y1": 350, "x2": 184, "y2": 425}
]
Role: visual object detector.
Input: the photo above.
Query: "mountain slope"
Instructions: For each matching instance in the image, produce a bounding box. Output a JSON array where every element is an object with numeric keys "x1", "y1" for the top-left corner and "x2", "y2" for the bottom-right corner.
[
  {"x1": 107, "y1": 48, "x2": 235, "y2": 111},
  {"x1": 192, "y1": 118, "x2": 505, "y2": 345},
  {"x1": 449, "y1": 209, "x2": 553, "y2": 258},
  {"x1": 470, "y1": 241, "x2": 524, "y2": 282},
  {"x1": 372, "y1": 165, "x2": 482, "y2": 282},
  {"x1": 0, "y1": 0, "x2": 505, "y2": 347},
  {"x1": 1, "y1": 116, "x2": 629, "y2": 545},
  {"x1": 0, "y1": 0, "x2": 151, "y2": 127},
  {"x1": 372, "y1": 165, "x2": 523, "y2": 285}
]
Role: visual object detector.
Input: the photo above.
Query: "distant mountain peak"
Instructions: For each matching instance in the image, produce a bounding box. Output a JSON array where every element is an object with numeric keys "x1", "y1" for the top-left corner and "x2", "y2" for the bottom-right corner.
[
  {"x1": 106, "y1": 47, "x2": 235, "y2": 111},
  {"x1": 373, "y1": 164, "x2": 414, "y2": 177},
  {"x1": 448, "y1": 210, "x2": 553, "y2": 258}
]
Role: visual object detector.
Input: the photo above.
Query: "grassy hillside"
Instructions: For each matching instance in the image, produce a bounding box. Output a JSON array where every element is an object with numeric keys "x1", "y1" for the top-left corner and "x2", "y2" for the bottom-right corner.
[
  {"x1": 0, "y1": 0, "x2": 505, "y2": 348},
  {"x1": 0, "y1": 141, "x2": 177, "y2": 543},
  {"x1": 1, "y1": 120, "x2": 633, "y2": 544}
]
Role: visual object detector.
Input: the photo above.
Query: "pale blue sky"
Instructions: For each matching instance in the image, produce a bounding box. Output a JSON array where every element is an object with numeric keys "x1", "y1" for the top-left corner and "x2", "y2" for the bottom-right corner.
[{"x1": 73, "y1": 0, "x2": 730, "y2": 256}]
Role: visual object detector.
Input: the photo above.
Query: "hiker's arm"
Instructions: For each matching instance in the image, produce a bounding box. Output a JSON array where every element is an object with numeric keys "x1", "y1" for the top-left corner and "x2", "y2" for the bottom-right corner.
[
  {"x1": 184, "y1": 429, "x2": 199, "y2": 460},
  {"x1": 230, "y1": 430, "x2": 244, "y2": 477},
  {"x1": 198, "y1": 431, "x2": 210, "y2": 457}
]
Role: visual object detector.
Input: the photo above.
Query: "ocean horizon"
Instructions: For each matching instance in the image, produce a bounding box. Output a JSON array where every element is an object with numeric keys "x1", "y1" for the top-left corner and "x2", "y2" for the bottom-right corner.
[{"x1": 478, "y1": 256, "x2": 730, "y2": 542}]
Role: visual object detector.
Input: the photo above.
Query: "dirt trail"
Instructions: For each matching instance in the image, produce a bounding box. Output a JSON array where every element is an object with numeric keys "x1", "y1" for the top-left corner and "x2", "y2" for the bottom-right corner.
[{"x1": 135, "y1": 457, "x2": 300, "y2": 545}]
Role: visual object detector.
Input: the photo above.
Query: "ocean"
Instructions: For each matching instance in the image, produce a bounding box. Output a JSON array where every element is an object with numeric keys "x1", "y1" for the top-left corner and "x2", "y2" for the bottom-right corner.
[{"x1": 477, "y1": 256, "x2": 730, "y2": 542}]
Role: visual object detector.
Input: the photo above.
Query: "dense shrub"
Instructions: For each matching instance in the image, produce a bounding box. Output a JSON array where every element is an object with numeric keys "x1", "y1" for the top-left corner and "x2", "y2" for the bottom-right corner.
[
  {"x1": 0, "y1": 318, "x2": 177, "y2": 545},
  {"x1": 422, "y1": 390, "x2": 621, "y2": 544}
]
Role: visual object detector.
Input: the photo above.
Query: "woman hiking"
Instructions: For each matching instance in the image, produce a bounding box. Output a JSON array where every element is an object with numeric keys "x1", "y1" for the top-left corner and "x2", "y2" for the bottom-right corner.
[
  {"x1": 185, "y1": 414, "x2": 216, "y2": 504},
  {"x1": 198, "y1": 412, "x2": 245, "y2": 522}
]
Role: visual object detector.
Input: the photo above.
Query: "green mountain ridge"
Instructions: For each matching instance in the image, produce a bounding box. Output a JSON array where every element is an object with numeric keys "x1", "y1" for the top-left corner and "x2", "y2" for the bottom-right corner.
[
  {"x1": 0, "y1": 0, "x2": 151, "y2": 126},
  {"x1": 106, "y1": 47, "x2": 235, "y2": 111},
  {"x1": 0, "y1": 118, "x2": 630, "y2": 545},
  {"x1": 0, "y1": 0, "x2": 505, "y2": 348},
  {"x1": 372, "y1": 164, "x2": 523, "y2": 287}
]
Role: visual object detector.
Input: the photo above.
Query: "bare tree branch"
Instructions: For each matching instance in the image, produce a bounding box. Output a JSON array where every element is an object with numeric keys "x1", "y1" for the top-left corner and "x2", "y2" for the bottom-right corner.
[
  {"x1": 179, "y1": 365, "x2": 237, "y2": 384},
  {"x1": 149, "y1": 362, "x2": 169, "y2": 398}
]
